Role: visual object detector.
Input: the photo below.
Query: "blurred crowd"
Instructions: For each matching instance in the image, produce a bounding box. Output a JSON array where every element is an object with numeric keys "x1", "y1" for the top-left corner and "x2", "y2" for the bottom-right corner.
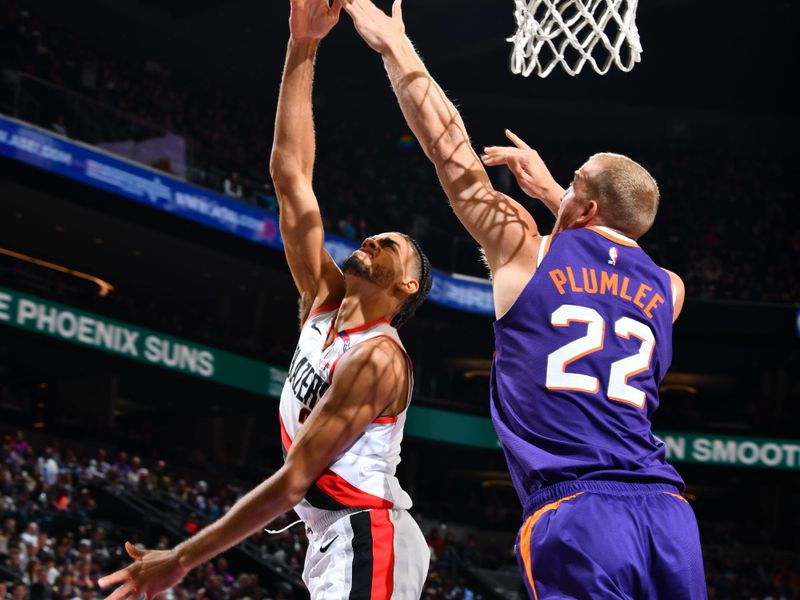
[
  {"x1": 1, "y1": 429, "x2": 517, "y2": 599},
  {"x1": 0, "y1": 429, "x2": 288, "y2": 599},
  {"x1": 1, "y1": 1, "x2": 798, "y2": 303},
  {"x1": 3, "y1": 428, "x2": 799, "y2": 599}
]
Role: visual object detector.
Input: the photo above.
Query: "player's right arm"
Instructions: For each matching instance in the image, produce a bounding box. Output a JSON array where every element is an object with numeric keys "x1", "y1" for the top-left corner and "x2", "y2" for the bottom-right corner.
[
  {"x1": 343, "y1": 0, "x2": 541, "y2": 317},
  {"x1": 97, "y1": 338, "x2": 405, "y2": 600},
  {"x1": 270, "y1": 0, "x2": 345, "y2": 324}
]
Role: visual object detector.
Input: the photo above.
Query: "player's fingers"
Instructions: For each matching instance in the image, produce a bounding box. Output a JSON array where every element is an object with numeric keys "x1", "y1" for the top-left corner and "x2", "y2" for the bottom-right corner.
[
  {"x1": 505, "y1": 129, "x2": 530, "y2": 149},
  {"x1": 350, "y1": 0, "x2": 373, "y2": 21},
  {"x1": 331, "y1": 0, "x2": 343, "y2": 20},
  {"x1": 484, "y1": 145, "x2": 520, "y2": 154},
  {"x1": 482, "y1": 147, "x2": 517, "y2": 160},
  {"x1": 392, "y1": 0, "x2": 402, "y2": 20},
  {"x1": 480, "y1": 154, "x2": 506, "y2": 166},
  {"x1": 125, "y1": 541, "x2": 146, "y2": 560},
  {"x1": 104, "y1": 581, "x2": 134, "y2": 600},
  {"x1": 98, "y1": 568, "x2": 130, "y2": 589},
  {"x1": 340, "y1": 0, "x2": 359, "y2": 15}
]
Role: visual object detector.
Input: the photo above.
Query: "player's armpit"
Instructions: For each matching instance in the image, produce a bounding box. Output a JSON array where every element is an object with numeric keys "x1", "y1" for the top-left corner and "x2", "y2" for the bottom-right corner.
[{"x1": 283, "y1": 338, "x2": 407, "y2": 488}]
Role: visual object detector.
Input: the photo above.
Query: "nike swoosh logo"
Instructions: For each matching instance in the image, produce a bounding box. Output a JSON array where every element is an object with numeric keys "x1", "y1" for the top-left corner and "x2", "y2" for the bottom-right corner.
[
  {"x1": 319, "y1": 535, "x2": 339, "y2": 553},
  {"x1": 311, "y1": 323, "x2": 322, "y2": 334}
]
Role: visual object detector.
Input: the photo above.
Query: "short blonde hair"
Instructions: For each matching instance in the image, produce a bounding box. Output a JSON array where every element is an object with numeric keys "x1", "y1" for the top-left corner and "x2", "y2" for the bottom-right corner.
[{"x1": 581, "y1": 153, "x2": 659, "y2": 239}]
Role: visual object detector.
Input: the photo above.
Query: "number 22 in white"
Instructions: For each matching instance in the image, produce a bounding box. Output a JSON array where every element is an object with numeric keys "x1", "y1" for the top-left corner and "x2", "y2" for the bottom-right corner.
[{"x1": 545, "y1": 304, "x2": 655, "y2": 409}]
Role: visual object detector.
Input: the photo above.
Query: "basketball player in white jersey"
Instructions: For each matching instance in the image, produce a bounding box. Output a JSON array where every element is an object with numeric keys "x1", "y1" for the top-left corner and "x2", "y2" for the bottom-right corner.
[{"x1": 98, "y1": 2, "x2": 431, "y2": 599}]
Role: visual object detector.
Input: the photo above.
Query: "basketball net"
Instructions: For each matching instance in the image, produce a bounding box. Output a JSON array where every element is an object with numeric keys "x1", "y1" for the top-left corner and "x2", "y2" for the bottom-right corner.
[{"x1": 509, "y1": 0, "x2": 642, "y2": 78}]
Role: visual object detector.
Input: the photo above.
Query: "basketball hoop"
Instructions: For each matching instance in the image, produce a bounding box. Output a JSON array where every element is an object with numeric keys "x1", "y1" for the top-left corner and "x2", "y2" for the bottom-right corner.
[{"x1": 508, "y1": 0, "x2": 642, "y2": 78}]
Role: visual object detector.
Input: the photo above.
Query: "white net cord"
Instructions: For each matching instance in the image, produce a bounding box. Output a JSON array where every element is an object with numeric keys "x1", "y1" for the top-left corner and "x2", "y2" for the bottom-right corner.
[{"x1": 509, "y1": 0, "x2": 642, "y2": 77}]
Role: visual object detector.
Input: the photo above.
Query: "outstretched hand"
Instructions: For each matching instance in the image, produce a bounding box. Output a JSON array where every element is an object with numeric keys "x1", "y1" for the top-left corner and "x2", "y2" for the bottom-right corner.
[
  {"x1": 98, "y1": 541, "x2": 188, "y2": 600},
  {"x1": 290, "y1": 0, "x2": 342, "y2": 41},
  {"x1": 342, "y1": 0, "x2": 405, "y2": 54},
  {"x1": 481, "y1": 130, "x2": 563, "y2": 204}
]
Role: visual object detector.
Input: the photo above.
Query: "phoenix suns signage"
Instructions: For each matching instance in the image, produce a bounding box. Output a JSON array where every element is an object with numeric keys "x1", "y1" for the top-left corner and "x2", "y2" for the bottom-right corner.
[
  {"x1": 0, "y1": 286, "x2": 284, "y2": 397},
  {"x1": 2, "y1": 286, "x2": 797, "y2": 467}
]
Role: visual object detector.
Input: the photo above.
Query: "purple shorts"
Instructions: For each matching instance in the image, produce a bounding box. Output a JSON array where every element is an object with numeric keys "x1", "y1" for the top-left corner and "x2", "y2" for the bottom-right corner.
[{"x1": 515, "y1": 481, "x2": 707, "y2": 600}]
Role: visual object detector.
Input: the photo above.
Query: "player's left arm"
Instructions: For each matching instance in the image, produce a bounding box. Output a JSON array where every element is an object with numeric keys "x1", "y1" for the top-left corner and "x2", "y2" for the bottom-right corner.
[
  {"x1": 99, "y1": 338, "x2": 406, "y2": 600},
  {"x1": 662, "y1": 269, "x2": 685, "y2": 322},
  {"x1": 270, "y1": 0, "x2": 346, "y2": 325}
]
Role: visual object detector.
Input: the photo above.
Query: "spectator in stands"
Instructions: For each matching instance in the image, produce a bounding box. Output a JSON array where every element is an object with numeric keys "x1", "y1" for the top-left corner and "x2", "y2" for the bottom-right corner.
[
  {"x1": 224, "y1": 172, "x2": 243, "y2": 199},
  {"x1": 19, "y1": 522, "x2": 38, "y2": 549},
  {"x1": 10, "y1": 582, "x2": 26, "y2": 600},
  {"x1": 29, "y1": 562, "x2": 53, "y2": 600},
  {"x1": 50, "y1": 114, "x2": 68, "y2": 137},
  {"x1": 3, "y1": 546, "x2": 24, "y2": 580}
]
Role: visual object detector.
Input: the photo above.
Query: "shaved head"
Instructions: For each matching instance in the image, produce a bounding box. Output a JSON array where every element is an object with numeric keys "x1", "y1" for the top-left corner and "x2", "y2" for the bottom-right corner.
[{"x1": 579, "y1": 153, "x2": 660, "y2": 239}]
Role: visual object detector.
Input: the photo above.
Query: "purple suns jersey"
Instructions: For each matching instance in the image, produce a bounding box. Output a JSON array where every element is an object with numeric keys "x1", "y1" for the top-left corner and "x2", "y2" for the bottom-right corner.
[{"x1": 491, "y1": 226, "x2": 684, "y2": 511}]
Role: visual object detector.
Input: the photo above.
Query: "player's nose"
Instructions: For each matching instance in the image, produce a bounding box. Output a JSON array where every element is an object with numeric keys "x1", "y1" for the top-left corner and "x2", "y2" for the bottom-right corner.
[{"x1": 361, "y1": 238, "x2": 379, "y2": 254}]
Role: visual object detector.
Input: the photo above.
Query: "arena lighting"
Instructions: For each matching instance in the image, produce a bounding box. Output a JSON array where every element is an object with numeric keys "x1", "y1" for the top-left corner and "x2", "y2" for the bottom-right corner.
[
  {"x1": 463, "y1": 369, "x2": 491, "y2": 379},
  {"x1": 481, "y1": 480, "x2": 515, "y2": 488},
  {"x1": 0, "y1": 247, "x2": 114, "y2": 297},
  {"x1": 659, "y1": 384, "x2": 698, "y2": 394}
]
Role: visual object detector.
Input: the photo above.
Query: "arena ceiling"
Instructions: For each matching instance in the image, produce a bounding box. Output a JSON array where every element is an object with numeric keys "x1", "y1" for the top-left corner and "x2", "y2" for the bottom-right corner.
[{"x1": 24, "y1": 0, "x2": 799, "y2": 120}]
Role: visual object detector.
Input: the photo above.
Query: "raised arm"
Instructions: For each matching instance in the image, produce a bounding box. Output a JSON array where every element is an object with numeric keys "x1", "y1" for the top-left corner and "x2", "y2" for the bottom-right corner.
[
  {"x1": 270, "y1": 0, "x2": 345, "y2": 324},
  {"x1": 343, "y1": 0, "x2": 545, "y2": 316},
  {"x1": 98, "y1": 338, "x2": 407, "y2": 600}
]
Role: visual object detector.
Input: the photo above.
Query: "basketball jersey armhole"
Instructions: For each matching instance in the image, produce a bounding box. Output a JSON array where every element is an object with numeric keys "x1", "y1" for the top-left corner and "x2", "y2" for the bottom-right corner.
[
  {"x1": 303, "y1": 303, "x2": 340, "y2": 328},
  {"x1": 536, "y1": 235, "x2": 553, "y2": 268}
]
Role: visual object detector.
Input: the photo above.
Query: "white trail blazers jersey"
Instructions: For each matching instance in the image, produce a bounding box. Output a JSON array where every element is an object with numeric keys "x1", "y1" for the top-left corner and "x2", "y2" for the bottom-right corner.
[{"x1": 278, "y1": 305, "x2": 414, "y2": 524}]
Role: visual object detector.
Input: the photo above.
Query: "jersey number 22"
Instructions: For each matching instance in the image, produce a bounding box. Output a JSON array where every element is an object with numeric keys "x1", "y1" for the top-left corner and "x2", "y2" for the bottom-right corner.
[{"x1": 545, "y1": 304, "x2": 655, "y2": 408}]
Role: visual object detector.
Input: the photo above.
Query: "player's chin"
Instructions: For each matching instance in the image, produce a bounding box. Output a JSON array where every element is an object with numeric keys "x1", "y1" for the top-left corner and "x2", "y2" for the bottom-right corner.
[{"x1": 342, "y1": 254, "x2": 371, "y2": 279}]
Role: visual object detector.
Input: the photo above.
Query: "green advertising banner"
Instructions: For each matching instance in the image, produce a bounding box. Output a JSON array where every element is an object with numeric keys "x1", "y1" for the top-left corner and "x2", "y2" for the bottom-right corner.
[
  {"x1": 0, "y1": 286, "x2": 285, "y2": 397},
  {"x1": 658, "y1": 431, "x2": 800, "y2": 471},
  {"x1": 3, "y1": 287, "x2": 798, "y2": 467},
  {"x1": 406, "y1": 405, "x2": 500, "y2": 450}
]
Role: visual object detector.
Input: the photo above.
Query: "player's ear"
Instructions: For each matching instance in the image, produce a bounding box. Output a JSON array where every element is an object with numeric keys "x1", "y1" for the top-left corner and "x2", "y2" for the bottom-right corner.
[
  {"x1": 397, "y1": 277, "x2": 419, "y2": 297},
  {"x1": 575, "y1": 199, "x2": 599, "y2": 225}
]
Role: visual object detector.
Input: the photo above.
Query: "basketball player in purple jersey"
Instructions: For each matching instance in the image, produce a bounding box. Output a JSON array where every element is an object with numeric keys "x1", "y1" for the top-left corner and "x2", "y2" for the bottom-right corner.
[
  {"x1": 343, "y1": 0, "x2": 706, "y2": 597},
  {"x1": 99, "y1": 2, "x2": 432, "y2": 599}
]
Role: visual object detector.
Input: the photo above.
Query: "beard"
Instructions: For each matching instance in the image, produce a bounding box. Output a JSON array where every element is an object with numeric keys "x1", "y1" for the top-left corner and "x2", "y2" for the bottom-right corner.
[
  {"x1": 342, "y1": 253, "x2": 371, "y2": 279},
  {"x1": 342, "y1": 253, "x2": 393, "y2": 287}
]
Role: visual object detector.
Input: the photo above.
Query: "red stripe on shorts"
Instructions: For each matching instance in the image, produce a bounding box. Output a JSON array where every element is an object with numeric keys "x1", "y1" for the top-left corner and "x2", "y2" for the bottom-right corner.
[{"x1": 370, "y1": 510, "x2": 395, "y2": 599}]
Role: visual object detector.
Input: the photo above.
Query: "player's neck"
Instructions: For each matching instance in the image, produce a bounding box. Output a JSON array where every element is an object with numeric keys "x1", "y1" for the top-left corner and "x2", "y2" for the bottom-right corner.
[
  {"x1": 334, "y1": 291, "x2": 395, "y2": 333},
  {"x1": 577, "y1": 216, "x2": 621, "y2": 236}
]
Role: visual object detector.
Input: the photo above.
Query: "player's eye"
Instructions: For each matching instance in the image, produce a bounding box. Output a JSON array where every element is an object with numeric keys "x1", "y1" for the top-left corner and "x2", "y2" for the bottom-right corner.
[{"x1": 378, "y1": 238, "x2": 399, "y2": 252}]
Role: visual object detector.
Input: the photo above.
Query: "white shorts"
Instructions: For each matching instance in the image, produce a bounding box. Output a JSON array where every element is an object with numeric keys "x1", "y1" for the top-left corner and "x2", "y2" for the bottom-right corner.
[{"x1": 302, "y1": 508, "x2": 430, "y2": 600}]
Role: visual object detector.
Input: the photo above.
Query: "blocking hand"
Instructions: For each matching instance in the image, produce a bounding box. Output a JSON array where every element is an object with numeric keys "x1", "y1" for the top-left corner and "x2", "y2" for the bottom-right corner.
[
  {"x1": 290, "y1": 0, "x2": 342, "y2": 41},
  {"x1": 481, "y1": 130, "x2": 561, "y2": 203},
  {"x1": 342, "y1": 0, "x2": 405, "y2": 54}
]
